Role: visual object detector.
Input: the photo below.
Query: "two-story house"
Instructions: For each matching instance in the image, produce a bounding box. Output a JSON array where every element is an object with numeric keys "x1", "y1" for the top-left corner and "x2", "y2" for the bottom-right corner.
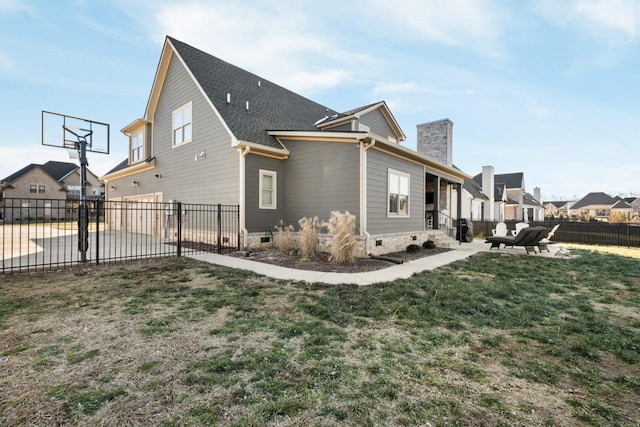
[
  {"x1": 0, "y1": 161, "x2": 103, "y2": 221},
  {"x1": 101, "y1": 36, "x2": 470, "y2": 254}
]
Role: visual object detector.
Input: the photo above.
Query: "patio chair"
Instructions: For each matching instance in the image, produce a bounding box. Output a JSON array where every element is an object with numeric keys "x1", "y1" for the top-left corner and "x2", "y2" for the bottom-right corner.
[
  {"x1": 485, "y1": 226, "x2": 549, "y2": 254},
  {"x1": 491, "y1": 222, "x2": 509, "y2": 237},
  {"x1": 537, "y1": 224, "x2": 560, "y2": 252},
  {"x1": 512, "y1": 222, "x2": 529, "y2": 236}
]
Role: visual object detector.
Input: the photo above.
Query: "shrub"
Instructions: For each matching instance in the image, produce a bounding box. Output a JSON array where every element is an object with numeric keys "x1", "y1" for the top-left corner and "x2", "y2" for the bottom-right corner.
[
  {"x1": 274, "y1": 221, "x2": 296, "y2": 254},
  {"x1": 325, "y1": 211, "x2": 357, "y2": 264},
  {"x1": 406, "y1": 244, "x2": 421, "y2": 253},
  {"x1": 298, "y1": 216, "x2": 321, "y2": 259},
  {"x1": 423, "y1": 240, "x2": 436, "y2": 249}
]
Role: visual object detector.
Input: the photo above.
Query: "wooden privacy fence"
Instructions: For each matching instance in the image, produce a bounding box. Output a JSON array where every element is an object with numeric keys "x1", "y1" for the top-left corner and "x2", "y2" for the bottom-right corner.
[
  {"x1": 472, "y1": 220, "x2": 640, "y2": 248},
  {"x1": 1, "y1": 198, "x2": 240, "y2": 272}
]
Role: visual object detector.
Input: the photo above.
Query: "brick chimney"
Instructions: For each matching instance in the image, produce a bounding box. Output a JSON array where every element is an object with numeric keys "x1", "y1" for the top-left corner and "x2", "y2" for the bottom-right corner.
[{"x1": 416, "y1": 119, "x2": 453, "y2": 166}]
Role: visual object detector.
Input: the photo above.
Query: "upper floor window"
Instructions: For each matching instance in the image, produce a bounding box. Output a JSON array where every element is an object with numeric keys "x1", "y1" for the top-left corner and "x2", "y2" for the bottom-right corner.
[
  {"x1": 68, "y1": 185, "x2": 81, "y2": 196},
  {"x1": 172, "y1": 102, "x2": 192, "y2": 146},
  {"x1": 259, "y1": 169, "x2": 277, "y2": 209},
  {"x1": 131, "y1": 130, "x2": 144, "y2": 162},
  {"x1": 30, "y1": 183, "x2": 45, "y2": 193},
  {"x1": 388, "y1": 169, "x2": 409, "y2": 217}
]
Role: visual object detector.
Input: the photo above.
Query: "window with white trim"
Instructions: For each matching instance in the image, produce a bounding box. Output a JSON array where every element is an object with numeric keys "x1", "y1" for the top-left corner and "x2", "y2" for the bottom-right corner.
[
  {"x1": 172, "y1": 102, "x2": 192, "y2": 146},
  {"x1": 29, "y1": 183, "x2": 45, "y2": 193},
  {"x1": 388, "y1": 169, "x2": 410, "y2": 216},
  {"x1": 259, "y1": 170, "x2": 277, "y2": 209},
  {"x1": 131, "y1": 129, "x2": 144, "y2": 162}
]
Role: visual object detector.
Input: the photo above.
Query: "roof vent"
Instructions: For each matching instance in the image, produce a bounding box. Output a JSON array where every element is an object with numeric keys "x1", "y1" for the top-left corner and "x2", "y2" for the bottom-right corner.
[
  {"x1": 226, "y1": 93, "x2": 231, "y2": 104},
  {"x1": 257, "y1": 80, "x2": 261, "y2": 87},
  {"x1": 245, "y1": 101, "x2": 249, "y2": 111}
]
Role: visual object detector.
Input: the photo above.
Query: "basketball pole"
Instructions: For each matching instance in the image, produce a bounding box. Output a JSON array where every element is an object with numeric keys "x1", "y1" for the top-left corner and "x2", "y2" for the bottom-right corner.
[
  {"x1": 65, "y1": 126, "x2": 91, "y2": 262},
  {"x1": 78, "y1": 134, "x2": 89, "y2": 262}
]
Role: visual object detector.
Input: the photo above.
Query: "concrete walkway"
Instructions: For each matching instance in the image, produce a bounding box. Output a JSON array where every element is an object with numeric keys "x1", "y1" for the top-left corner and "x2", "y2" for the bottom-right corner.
[{"x1": 188, "y1": 240, "x2": 562, "y2": 285}]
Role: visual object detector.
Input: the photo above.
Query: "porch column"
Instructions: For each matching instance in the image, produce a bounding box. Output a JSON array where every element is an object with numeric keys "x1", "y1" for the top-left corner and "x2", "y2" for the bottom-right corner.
[
  {"x1": 433, "y1": 176, "x2": 440, "y2": 229},
  {"x1": 457, "y1": 183, "x2": 462, "y2": 245}
]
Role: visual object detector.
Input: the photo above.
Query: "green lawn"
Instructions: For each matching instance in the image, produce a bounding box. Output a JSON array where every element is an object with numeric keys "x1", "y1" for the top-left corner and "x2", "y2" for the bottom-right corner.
[{"x1": 1, "y1": 249, "x2": 639, "y2": 426}]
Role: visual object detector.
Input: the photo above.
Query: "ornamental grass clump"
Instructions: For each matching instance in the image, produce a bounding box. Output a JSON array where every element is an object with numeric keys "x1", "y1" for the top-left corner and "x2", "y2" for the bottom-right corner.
[
  {"x1": 325, "y1": 210, "x2": 357, "y2": 264},
  {"x1": 298, "y1": 216, "x2": 321, "y2": 259},
  {"x1": 274, "y1": 222, "x2": 296, "y2": 254}
]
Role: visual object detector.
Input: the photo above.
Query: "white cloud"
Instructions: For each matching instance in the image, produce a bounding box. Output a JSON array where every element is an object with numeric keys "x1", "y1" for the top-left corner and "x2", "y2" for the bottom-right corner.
[
  {"x1": 0, "y1": 50, "x2": 14, "y2": 73},
  {"x1": 149, "y1": 1, "x2": 360, "y2": 93},
  {"x1": 536, "y1": 0, "x2": 640, "y2": 39},
  {"x1": 573, "y1": 0, "x2": 640, "y2": 38},
  {"x1": 362, "y1": 0, "x2": 507, "y2": 58},
  {"x1": 0, "y1": 0, "x2": 35, "y2": 14}
]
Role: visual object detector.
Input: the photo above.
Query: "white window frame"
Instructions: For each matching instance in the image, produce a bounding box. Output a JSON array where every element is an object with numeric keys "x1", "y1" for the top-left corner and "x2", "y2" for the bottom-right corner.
[
  {"x1": 388, "y1": 169, "x2": 410, "y2": 217},
  {"x1": 131, "y1": 129, "x2": 144, "y2": 162},
  {"x1": 259, "y1": 169, "x2": 277, "y2": 210},
  {"x1": 172, "y1": 102, "x2": 192, "y2": 147}
]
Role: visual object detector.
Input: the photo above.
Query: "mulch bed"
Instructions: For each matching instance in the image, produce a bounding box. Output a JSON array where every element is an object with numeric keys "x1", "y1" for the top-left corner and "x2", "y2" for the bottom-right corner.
[{"x1": 228, "y1": 246, "x2": 452, "y2": 273}]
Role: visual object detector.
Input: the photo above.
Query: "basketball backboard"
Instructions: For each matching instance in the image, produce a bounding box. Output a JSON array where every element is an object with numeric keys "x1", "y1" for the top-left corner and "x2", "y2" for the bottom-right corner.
[{"x1": 42, "y1": 111, "x2": 110, "y2": 154}]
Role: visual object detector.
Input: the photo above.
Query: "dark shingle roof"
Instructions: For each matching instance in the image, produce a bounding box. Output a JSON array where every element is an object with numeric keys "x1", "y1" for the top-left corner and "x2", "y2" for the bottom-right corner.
[
  {"x1": 571, "y1": 192, "x2": 618, "y2": 209},
  {"x1": 544, "y1": 201, "x2": 571, "y2": 208},
  {"x1": 495, "y1": 172, "x2": 524, "y2": 189},
  {"x1": 611, "y1": 200, "x2": 632, "y2": 209},
  {"x1": 523, "y1": 192, "x2": 542, "y2": 207},
  {"x1": 473, "y1": 171, "x2": 524, "y2": 190},
  {"x1": 2, "y1": 161, "x2": 77, "y2": 183},
  {"x1": 168, "y1": 37, "x2": 339, "y2": 149},
  {"x1": 463, "y1": 178, "x2": 489, "y2": 200}
]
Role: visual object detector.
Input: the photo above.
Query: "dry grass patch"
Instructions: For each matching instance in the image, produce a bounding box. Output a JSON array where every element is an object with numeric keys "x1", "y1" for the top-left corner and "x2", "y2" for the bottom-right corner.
[{"x1": 1, "y1": 250, "x2": 639, "y2": 426}]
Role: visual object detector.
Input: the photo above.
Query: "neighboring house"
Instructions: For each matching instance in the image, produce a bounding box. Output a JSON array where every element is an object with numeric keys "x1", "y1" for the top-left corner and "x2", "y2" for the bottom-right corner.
[
  {"x1": 570, "y1": 192, "x2": 621, "y2": 221},
  {"x1": 623, "y1": 197, "x2": 640, "y2": 220},
  {"x1": 100, "y1": 36, "x2": 470, "y2": 254},
  {"x1": 471, "y1": 167, "x2": 542, "y2": 222},
  {"x1": 543, "y1": 200, "x2": 574, "y2": 219},
  {"x1": 610, "y1": 200, "x2": 633, "y2": 220},
  {"x1": 0, "y1": 161, "x2": 103, "y2": 221},
  {"x1": 460, "y1": 176, "x2": 490, "y2": 221}
]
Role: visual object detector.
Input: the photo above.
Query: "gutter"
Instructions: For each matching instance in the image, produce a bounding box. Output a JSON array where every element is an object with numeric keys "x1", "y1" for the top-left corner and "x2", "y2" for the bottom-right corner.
[
  {"x1": 239, "y1": 146, "x2": 251, "y2": 248},
  {"x1": 360, "y1": 138, "x2": 375, "y2": 255}
]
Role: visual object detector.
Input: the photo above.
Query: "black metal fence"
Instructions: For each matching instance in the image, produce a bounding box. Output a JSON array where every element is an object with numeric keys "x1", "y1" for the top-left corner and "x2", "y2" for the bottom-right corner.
[
  {"x1": 1, "y1": 198, "x2": 240, "y2": 272},
  {"x1": 472, "y1": 220, "x2": 640, "y2": 248}
]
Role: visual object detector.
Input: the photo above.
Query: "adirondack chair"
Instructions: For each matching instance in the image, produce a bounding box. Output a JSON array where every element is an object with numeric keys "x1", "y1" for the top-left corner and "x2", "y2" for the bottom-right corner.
[
  {"x1": 491, "y1": 222, "x2": 509, "y2": 237},
  {"x1": 512, "y1": 222, "x2": 529, "y2": 236},
  {"x1": 485, "y1": 226, "x2": 549, "y2": 254}
]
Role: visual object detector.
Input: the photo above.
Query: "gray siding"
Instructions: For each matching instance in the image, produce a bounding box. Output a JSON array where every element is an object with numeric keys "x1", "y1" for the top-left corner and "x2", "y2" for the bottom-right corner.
[
  {"x1": 366, "y1": 149, "x2": 425, "y2": 234},
  {"x1": 359, "y1": 109, "x2": 396, "y2": 141},
  {"x1": 244, "y1": 155, "x2": 285, "y2": 233},
  {"x1": 326, "y1": 123, "x2": 352, "y2": 132},
  {"x1": 109, "y1": 53, "x2": 239, "y2": 204},
  {"x1": 243, "y1": 140, "x2": 361, "y2": 232},
  {"x1": 282, "y1": 140, "x2": 360, "y2": 227}
]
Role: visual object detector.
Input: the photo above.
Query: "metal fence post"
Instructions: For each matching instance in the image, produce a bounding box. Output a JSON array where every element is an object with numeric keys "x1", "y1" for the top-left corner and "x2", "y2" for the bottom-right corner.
[
  {"x1": 177, "y1": 202, "x2": 182, "y2": 257},
  {"x1": 237, "y1": 204, "x2": 241, "y2": 251},
  {"x1": 95, "y1": 200, "x2": 101, "y2": 265},
  {"x1": 217, "y1": 203, "x2": 222, "y2": 254}
]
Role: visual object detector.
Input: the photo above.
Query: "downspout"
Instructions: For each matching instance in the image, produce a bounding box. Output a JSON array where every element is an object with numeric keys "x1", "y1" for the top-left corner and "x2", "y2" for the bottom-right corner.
[
  {"x1": 360, "y1": 138, "x2": 375, "y2": 255},
  {"x1": 239, "y1": 146, "x2": 251, "y2": 248}
]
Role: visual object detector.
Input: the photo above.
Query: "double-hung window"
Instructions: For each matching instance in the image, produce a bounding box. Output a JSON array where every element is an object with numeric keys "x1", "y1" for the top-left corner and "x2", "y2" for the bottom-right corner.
[
  {"x1": 131, "y1": 130, "x2": 144, "y2": 162},
  {"x1": 259, "y1": 170, "x2": 277, "y2": 209},
  {"x1": 172, "y1": 102, "x2": 192, "y2": 146},
  {"x1": 29, "y1": 184, "x2": 45, "y2": 193},
  {"x1": 388, "y1": 169, "x2": 410, "y2": 216}
]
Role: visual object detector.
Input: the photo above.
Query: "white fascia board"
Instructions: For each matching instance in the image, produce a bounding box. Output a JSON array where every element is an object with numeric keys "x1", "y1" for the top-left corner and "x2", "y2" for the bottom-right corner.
[{"x1": 267, "y1": 130, "x2": 369, "y2": 140}]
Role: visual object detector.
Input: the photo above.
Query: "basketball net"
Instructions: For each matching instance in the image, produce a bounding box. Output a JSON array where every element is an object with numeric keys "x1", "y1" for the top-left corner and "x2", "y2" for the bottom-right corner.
[{"x1": 68, "y1": 148, "x2": 79, "y2": 159}]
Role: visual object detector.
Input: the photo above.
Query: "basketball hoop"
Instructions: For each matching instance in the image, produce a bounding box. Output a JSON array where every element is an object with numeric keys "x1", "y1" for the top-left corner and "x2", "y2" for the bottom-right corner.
[{"x1": 67, "y1": 149, "x2": 79, "y2": 159}]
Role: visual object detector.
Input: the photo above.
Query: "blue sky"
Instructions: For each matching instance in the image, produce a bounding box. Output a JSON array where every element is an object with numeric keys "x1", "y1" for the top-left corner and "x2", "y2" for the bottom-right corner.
[{"x1": 1, "y1": 0, "x2": 638, "y2": 200}]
